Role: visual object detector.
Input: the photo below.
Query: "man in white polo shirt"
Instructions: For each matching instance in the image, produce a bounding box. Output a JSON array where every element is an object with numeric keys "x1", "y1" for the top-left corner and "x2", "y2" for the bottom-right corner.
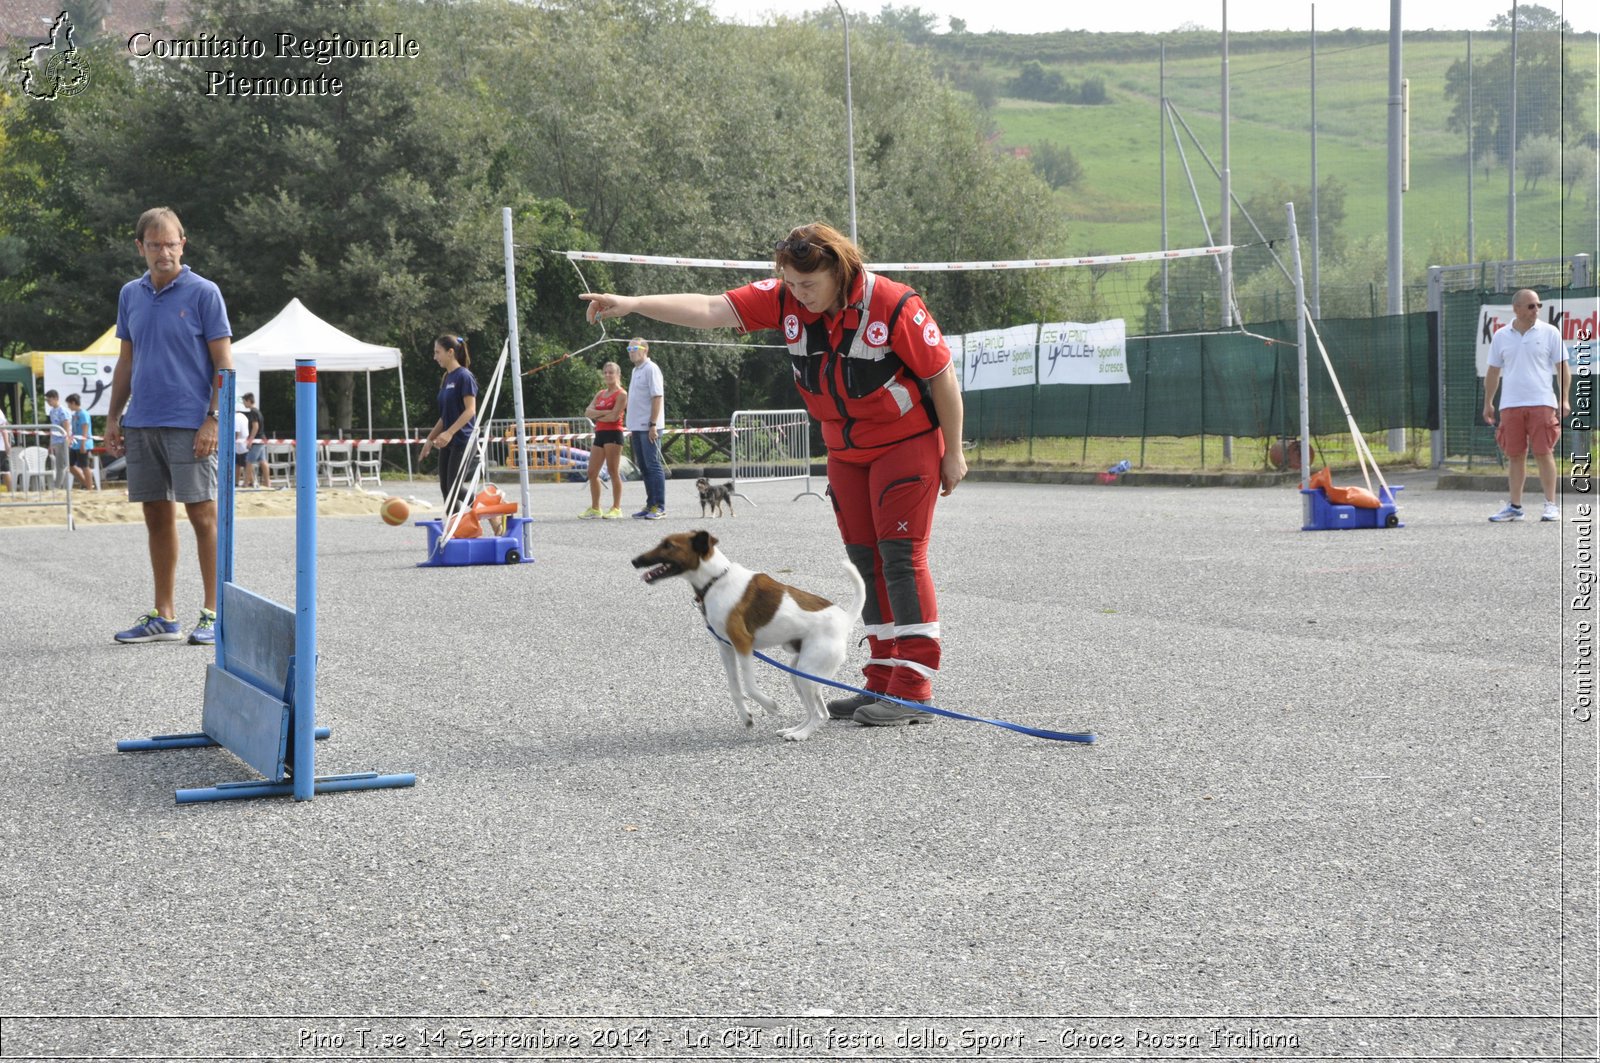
[{"x1": 1483, "y1": 289, "x2": 1570, "y2": 522}]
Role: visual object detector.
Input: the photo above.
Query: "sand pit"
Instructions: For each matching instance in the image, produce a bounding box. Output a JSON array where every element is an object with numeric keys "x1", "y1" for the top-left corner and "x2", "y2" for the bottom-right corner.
[{"x1": 0, "y1": 485, "x2": 438, "y2": 528}]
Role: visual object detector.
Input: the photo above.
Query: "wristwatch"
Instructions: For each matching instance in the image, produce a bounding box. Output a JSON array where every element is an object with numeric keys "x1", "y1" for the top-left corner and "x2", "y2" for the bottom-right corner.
[{"x1": 205, "y1": 411, "x2": 218, "y2": 420}]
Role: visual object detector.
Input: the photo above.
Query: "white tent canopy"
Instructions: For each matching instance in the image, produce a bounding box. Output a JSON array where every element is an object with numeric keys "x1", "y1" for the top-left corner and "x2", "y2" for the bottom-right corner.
[{"x1": 231, "y1": 298, "x2": 412, "y2": 475}]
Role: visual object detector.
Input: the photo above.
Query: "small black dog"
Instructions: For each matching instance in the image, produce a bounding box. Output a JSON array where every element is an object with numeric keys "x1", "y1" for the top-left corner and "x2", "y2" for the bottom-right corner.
[{"x1": 695, "y1": 477, "x2": 755, "y2": 518}]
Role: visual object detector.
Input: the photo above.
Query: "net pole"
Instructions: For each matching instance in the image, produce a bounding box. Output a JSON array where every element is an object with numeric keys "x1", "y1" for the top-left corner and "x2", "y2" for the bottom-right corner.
[
  {"x1": 503, "y1": 207, "x2": 533, "y2": 553},
  {"x1": 1287, "y1": 203, "x2": 1311, "y2": 493}
]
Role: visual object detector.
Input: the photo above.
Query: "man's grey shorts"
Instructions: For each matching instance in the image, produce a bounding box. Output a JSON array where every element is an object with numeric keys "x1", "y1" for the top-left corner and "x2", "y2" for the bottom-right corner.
[{"x1": 124, "y1": 427, "x2": 218, "y2": 504}]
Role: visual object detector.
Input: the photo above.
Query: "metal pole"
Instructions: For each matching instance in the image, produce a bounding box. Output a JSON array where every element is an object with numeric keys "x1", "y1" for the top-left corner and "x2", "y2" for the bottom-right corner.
[
  {"x1": 1508, "y1": 2, "x2": 1518, "y2": 259},
  {"x1": 1386, "y1": 0, "x2": 1404, "y2": 319},
  {"x1": 1287, "y1": 204, "x2": 1311, "y2": 495},
  {"x1": 1220, "y1": 0, "x2": 1232, "y2": 327},
  {"x1": 835, "y1": 0, "x2": 858, "y2": 242},
  {"x1": 1310, "y1": 4, "x2": 1321, "y2": 318},
  {"x1": 1466, "y1": 31, "x2": 1475, "y2": 260},
  {"x1": 1386, "y1": 0, "x2": 1406, "y2": 453},
  {"x1": 1160, "y1": 43, "x2": 1170, "y2": 332},
  {"x1": 1220, "y1": 0, "x2": 1233, "y2": 463},
  {"x1": 503, "y1": 208, "x2": 533, "y2": 555},
  {"x1": 1428, "y1": 265, "x2": 1444, "y2": 467},
  {"x1": 397, "y1": 359, "x2": 412, "y2": 479}
]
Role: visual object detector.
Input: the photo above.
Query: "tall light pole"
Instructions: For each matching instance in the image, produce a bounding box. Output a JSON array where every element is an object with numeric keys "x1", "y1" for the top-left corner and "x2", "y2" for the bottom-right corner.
[{"x1": 835, "y1": 0, "x2": 858, "y2": 241}]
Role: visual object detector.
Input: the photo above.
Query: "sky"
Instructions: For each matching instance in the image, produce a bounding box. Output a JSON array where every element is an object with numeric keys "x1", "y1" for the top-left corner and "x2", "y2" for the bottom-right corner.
[{"x1": 709, "y1": 1, "x2": 1596, "y2": 35}]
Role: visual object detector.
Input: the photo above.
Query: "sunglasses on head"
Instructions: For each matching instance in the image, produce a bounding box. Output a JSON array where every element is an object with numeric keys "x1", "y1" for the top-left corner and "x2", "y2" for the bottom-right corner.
[
  {"x1": 775, "y1": 235, "x2": 831, "y2": 262},
  {"x1": 626, "y1": 344, "x2": 645, "y2": 352}
]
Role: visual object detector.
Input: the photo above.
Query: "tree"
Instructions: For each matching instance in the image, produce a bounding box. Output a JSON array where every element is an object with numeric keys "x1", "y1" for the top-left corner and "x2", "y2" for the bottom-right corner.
[
  {"x1": 1, "y1": 0, "x2": 1076, "y2": 424},
  {"x1": 63, "y1": 1, "x2": 110, "y2": 41},
  {"x1": 1030, "y1": 142, "x2": 1083, "y2": 190},
  {"x1": 1445, "y1": 32, "x2": 1594, "y2": 161},
  {"x1": 1142, "y1": 177, "x2": 1349, "y2": 330},
  {"x1": 1518, "y1": 134, "x2": 1562, "y2": 191},
  {"x1": 1565, "y1": 144, "x2": 1598, "y2": 204},
  {"x1": 0, "y1": 0, "x2": 594, "y2": 432},
  {"x1": 872, "y1": 5, "x2": 939, "y2": 43},
  {"x1": 1488, "y1": 4, "x2": 1571, "y2": 31},
  {"x1": 1010, "y1": 60, "x2": 1070, "y2": 102},
  {"x1": 485, "y1": 0, "x2": 1077, "y2": 338}
]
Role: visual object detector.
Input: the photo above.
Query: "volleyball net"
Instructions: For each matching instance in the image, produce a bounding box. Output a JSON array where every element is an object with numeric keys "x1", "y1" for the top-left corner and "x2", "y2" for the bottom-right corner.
[{"x1": 532, "y1": 236, "x2": 1432, "y2": 469}]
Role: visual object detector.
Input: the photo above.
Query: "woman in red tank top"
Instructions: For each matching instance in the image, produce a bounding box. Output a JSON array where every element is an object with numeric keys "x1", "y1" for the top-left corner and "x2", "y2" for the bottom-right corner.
[{"x1": 581, "y1": 361, "x2": 628, "y2": 518}]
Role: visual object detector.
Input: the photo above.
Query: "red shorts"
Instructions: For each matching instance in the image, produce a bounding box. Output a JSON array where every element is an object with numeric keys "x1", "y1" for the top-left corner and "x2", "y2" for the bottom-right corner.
[{"x1": 1496, "y1": 405, "x2": 1560, "y2": 457}]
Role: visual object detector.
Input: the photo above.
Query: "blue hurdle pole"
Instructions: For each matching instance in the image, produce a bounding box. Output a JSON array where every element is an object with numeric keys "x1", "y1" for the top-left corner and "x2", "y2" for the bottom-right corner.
[
  {"x1": 117, "y1": 726, "x2": 330, "y2": 754},
  {"x1": 293, "y1": 359, "x2": 317, "y2": 801},
  {"x1": 215, "y1": 369, "x2": 236, "y2": 669}
]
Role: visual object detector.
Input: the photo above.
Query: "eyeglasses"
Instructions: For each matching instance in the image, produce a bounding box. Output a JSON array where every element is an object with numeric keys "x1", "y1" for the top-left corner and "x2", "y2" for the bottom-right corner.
[
  {"x1": 626, "y1": 344, "x2": 645, "y2": 352},
  {"x1": 141, "y1": 240, "x2": 183, "y2": 251},
  {"x1": 775, "y1": 236, "x2": 831, "y2": 263},
  {"x1": 1524, "y1": 302, "x2": 1542, "y2": 309}
]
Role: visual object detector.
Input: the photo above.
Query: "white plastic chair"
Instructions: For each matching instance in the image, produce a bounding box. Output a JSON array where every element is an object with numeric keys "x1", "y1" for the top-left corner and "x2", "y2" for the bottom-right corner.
[
  {"x1": 265, "y1": 443, "x2": 295, "y2": 484},
  {"x1": 15, "y1": 446, "x2": 53, "y2": 493},
  {"x1": 322, "y1": 441, "x2": 354, "y2": 487},
  {"x1": 354, "y1": 441, "x2": 383, "y2": 488}
]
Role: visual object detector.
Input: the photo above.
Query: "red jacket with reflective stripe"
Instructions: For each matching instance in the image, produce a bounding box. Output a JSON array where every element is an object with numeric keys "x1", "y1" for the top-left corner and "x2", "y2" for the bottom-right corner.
[{"x1": 725, "y1": 271, "x2": 952, "y2": 452}]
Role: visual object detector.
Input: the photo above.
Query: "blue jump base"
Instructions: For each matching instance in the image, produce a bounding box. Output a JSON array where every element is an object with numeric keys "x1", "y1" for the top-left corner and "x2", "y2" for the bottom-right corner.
[
  {"x1": 416, "y1": 516, "x2": 534, "y2": 567},
  {"x1": 1301, "y1": 484, "x2": 1404, "y2": 531}
]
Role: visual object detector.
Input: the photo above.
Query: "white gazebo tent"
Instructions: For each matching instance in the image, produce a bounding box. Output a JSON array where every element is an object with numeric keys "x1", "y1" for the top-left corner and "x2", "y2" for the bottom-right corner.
[{"x1": 231, "y1": 298, "x2": 413, "y2": 477}]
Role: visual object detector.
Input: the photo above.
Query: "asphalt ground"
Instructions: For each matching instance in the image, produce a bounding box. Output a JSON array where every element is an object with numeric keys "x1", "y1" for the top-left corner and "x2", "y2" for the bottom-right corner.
[{"x1": 1, "y1": 473, "x2": 1594, "y2": 1061}]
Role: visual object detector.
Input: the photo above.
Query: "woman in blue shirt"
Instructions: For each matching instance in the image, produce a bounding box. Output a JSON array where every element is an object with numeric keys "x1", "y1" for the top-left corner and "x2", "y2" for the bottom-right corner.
[{"x1": 418, "y1": 334, "x2": 479, "y2": 513}]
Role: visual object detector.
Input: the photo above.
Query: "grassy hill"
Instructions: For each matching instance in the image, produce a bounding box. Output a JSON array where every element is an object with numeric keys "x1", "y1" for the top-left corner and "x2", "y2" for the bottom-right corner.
[{"x1": 931, "y1": 29, "x2": 1599, "y2": 308}]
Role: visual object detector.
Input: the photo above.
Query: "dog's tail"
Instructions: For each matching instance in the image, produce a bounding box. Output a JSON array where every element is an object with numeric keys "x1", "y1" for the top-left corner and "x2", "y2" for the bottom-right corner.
[{"x1": 839, "y1": 558, "x2": 868, "y2": 626}]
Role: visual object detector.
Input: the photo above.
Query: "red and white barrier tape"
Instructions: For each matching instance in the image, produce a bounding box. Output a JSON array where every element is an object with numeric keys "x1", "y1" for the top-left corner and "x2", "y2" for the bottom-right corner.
[{"x1": 259, "y1": 425, "x2": 735, "y2": 447}]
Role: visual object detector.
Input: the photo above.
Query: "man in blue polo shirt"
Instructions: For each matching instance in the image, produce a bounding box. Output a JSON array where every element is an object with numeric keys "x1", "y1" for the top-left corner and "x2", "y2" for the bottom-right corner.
[{"x1": 104, "y1": 206, "x2": 234, "y2": 646}]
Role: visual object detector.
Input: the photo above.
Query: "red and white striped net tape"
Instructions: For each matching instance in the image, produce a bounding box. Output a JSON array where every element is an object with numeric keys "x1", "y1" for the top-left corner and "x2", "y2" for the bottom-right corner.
[
  {"x1": 261, "y1": 425, "x2": 733, "y2": 447},
  {"x1": 563, "y1": 245, "x2": 1233, "y2": 272}
]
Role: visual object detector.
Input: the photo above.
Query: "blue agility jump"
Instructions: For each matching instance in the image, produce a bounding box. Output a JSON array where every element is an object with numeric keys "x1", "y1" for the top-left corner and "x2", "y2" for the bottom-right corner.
[{"x1": 117, "y1": 363, "x2": 416, "y2": 803}]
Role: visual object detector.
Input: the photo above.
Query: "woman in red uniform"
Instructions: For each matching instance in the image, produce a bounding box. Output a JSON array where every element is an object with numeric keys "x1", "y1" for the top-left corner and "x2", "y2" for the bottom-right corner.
[
  {"x1": 581, "y1": 222, "x2": 967, "y2": 725},
  {"x1": 580, "y1": 360, "x2": 628, "y2": 518}
]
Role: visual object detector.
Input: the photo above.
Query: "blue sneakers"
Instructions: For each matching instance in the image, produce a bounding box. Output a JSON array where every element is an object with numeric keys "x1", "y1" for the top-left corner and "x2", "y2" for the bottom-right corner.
[
  {"x1": 114, "y1": 609, "x2": 183, "y2": 644},
  {"x1": 187, "y1": 609, "x2": 217, "y2": 646}
]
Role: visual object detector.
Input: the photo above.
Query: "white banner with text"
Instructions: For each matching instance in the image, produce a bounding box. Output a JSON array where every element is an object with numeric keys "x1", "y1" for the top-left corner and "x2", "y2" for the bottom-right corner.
[
  {"x1": 960, "y1": 325, "x2": 1038, "y2": 392},
  {"x1": 1039, "y1": 319, "x2": 1131, "y2": 386}
]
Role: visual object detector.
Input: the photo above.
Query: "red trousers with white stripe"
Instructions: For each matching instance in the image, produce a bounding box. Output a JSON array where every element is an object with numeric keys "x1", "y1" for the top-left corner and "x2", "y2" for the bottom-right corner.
[{"x1": 826, "y1": 429, "x2": 943, "y2": 702}]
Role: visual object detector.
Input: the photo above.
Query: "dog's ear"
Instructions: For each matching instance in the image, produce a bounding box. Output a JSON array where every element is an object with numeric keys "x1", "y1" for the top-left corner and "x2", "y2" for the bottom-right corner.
[{"x1": 690, "y1": 529, "x2": 716, "y2": 556}]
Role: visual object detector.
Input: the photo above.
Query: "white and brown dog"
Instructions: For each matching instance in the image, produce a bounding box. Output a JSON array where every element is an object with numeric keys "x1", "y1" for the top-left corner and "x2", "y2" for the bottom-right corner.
[{"x1": 631, "y1": 530, "x2": 865, "y2": 742}]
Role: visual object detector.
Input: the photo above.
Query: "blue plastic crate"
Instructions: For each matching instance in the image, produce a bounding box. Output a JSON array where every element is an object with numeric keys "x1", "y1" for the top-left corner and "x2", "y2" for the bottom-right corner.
[
  {"x1": 416, "y1": 516, "x2": 534, "y2": 566},
  {"x1": 1300, "y1": 484, "x2": 1404, "y2": 531}
]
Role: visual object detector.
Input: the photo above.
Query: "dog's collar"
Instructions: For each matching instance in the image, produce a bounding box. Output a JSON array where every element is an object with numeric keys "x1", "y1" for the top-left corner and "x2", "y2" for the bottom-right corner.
[{"x1": 693, "y1": 568, "x2": 727, "y2": 612}]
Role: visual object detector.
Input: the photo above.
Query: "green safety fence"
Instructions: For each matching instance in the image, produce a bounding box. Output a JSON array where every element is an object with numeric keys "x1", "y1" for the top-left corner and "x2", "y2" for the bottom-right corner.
[{"x1": 963, "y1": 312, "x2": 1434, "y2": 444}]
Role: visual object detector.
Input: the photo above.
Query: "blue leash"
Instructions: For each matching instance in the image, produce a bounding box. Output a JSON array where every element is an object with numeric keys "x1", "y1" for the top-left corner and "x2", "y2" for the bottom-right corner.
[{"x1": 705, "y1": 624, "x2": 1096, "y2": 745}]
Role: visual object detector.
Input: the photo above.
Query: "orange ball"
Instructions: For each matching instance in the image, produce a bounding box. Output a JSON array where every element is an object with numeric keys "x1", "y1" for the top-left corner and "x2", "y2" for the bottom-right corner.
[{"x1": 380, "y1": 496, "x2": 410, "y2": 526}]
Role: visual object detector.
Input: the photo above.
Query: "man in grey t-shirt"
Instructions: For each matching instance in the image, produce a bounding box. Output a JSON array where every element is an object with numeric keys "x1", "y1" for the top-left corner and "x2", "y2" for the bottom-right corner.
[{"x1": 625, "y1": 337, "x2": 667, "y2": 518}]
